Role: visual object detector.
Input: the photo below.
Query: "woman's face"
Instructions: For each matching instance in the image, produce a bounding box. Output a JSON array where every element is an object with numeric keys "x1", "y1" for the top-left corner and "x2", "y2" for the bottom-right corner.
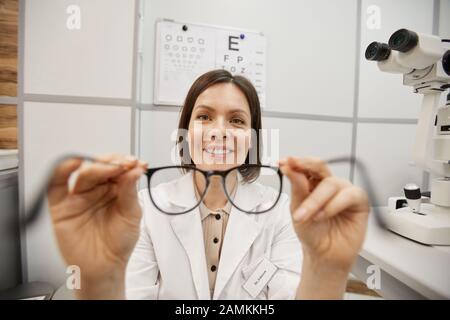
[{"x1": 187, "y1": 82, "x2": 252, "y2": 172}]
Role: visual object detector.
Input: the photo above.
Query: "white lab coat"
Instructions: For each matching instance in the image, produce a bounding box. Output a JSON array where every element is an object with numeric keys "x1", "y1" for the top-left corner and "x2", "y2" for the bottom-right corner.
[{"x1": 125, "y1": 171, "x2": 303, "y2": 300}]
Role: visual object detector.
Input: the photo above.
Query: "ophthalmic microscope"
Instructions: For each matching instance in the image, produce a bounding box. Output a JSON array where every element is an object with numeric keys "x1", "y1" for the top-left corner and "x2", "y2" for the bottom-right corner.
[{"x1": 365, "y1": 28, "x2": 450, "y2": 245}]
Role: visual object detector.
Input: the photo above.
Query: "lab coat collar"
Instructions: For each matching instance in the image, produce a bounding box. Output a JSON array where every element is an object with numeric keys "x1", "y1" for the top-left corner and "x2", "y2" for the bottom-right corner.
[
  {"x1": 167, "y1": 171, "x2": 264, "y2": 300},
  {"x1": 166, "y1": 171, "x2": 198, "y2": 209},
  {"x1": 169, "y1": 208, "x2": 211, "y2": 299},
  {"x1": 167, "y1": 171, "x2": 209, "y2": 299}
]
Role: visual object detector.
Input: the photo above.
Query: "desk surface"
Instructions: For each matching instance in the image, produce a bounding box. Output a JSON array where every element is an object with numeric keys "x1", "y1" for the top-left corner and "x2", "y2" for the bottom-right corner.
[{"x1": 360, "y1": 207, "x2": 450, "y2": 299}]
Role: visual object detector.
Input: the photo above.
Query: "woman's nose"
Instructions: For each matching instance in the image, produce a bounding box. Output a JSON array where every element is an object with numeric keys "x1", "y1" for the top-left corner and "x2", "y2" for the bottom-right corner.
[
  {"x1": 207, "y1": 119, "x2": 232, "y2": 142},
  {"x1": 210, "y1": 130, "x2": 227, "y2": 142}
]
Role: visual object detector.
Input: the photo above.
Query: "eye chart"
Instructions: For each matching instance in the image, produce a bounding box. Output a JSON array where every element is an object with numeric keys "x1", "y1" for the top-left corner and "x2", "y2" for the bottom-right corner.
[{"x1": 154, "y1": 19, "x2": 267, "y2": 107}]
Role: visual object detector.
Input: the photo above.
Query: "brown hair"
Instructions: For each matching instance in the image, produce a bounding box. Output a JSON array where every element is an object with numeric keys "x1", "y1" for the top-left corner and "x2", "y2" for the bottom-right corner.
[{"x1": 177, "y1": 69, "x2": 262, "y2": 182}]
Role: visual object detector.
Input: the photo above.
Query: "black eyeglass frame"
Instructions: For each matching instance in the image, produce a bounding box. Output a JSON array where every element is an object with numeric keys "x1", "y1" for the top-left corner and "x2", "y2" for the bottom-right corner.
[
  {"x1": 145, "y1": 164, "x2": 283, "y2": 215},
  {"x1": 21, "y1": 153, "x2": 386, "y2": 232}
]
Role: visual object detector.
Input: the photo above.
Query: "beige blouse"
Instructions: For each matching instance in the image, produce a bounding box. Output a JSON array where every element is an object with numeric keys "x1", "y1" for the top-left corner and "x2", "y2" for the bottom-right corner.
[{"x1": 194, "y1": 180, "x2": 237, "y2": 297}]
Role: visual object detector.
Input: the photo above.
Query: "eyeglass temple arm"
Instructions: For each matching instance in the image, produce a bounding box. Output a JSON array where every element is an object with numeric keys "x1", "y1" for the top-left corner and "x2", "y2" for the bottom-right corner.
[
  {"x1": 325, "y1": 156, "x2": 386, "y2": 229},
  {"x1": 24, "y1": 153, "x2": 118, "y2": 225}
]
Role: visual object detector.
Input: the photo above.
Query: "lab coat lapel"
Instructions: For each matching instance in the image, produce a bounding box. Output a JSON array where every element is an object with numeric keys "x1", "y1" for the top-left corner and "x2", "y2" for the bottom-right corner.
[
  {"x1": 167, "y1": 172, "x2": 210, "y2": 300},
  {"x1": 213, "y1": 183, "x2": 263, "y2": 300}
]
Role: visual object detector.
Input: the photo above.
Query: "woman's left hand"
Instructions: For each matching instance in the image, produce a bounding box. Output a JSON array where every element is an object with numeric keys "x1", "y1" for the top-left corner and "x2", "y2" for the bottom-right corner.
[{"x1": 279, "y1": 156, "x2": 369, "y2": 298}]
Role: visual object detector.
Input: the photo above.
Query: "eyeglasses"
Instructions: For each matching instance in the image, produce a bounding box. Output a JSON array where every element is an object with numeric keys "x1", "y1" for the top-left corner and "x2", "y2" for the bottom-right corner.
[
  {"x1": 146, "y1": 164, "x2": 283, "y2": 215},
  {"x1": 20, "y1": 154, "x2": 385, "y2": 230}
]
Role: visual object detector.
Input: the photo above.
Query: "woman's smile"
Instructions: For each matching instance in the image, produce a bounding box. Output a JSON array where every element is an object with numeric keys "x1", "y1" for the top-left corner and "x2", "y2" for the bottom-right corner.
[{"x1": 203, "y1": 144, "x2": 235, "y2": 160}]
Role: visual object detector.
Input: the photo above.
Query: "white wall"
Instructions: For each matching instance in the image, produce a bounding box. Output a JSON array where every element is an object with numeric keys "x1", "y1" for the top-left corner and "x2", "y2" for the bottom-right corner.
[
  {"x1": 139, "y1": 0, "x2": 358, "y2": 117},
  {"x1": 439, "y1": 0, "x2": 450, "y2": 39},
  {"x1": 24, "y1": 0, "x2": 135, "y2": 99},
  {"x1": 138, "y1": 0, "x2": 359, "y2": 180},
  {"x1": 21, "y1": 0, "x2": 136, "y2": 287}
]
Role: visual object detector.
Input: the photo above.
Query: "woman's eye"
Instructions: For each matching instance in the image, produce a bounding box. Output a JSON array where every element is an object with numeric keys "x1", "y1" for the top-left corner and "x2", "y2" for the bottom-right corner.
[
  {"x1": 230, "y1": 118, "x2": 245, "y2": 125},
  {"x1": 196, "y1": 114, "x2": 210, "y2": 121}
]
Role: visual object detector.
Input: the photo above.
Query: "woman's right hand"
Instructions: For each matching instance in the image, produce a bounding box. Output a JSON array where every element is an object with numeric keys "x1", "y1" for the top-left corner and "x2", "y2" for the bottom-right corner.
[{"x1": 47, "y1": 154, "x2": 147, "y2": 299}]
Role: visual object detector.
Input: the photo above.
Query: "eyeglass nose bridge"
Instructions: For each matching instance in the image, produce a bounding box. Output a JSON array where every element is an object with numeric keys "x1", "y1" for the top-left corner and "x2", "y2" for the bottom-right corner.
[{"x1": 204, "y1": 170, "x2": 229, "y2": 178}]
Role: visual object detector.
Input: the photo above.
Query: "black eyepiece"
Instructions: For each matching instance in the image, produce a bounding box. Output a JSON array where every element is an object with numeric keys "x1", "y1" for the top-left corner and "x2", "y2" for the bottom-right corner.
[
  {"x1": 365, "y1": 42, "x2": 391, "y2": 61},
  {"x1": 404, "y1": 183, "x2": 421, "y2": 200},
  {"x1": 389, "y1": 29, "x2": 418, "y2": 52},
  {"x1": 442, "y1": 50, "x2": 450, "y2": 76}
]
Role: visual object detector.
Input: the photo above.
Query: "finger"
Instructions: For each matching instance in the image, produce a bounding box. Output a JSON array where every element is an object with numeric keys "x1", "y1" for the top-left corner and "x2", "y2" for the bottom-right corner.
[
  {"x1": 51, "y1": 183, "x2": 115, "y2": 223},
  {"x1": 71, "y1": 161, "x2": 126, "y2": 194},
  {"x1": 94, "y1": 154, "x2": 148, "y2": 180},
  {"x1": 94, "y1": 154, "x2": 147, "y2": 170},
  {"x1": 292, "y1": 177, "x2": 350, "y2": 223},
  {"x1": 279, "y1": 164, "x2": 310, "y2": 212},
  {"x1": 71, "y1": 154, "x2": 145, "y2": 194},
  {"x1": 83, "y1": 183, "x2": 117, "y2": 206},
  {"x1": 286, "y1": 156, "x2": 332, "y2": 180},
  {"x1": 277, "y1": 158, "x2": 287, "y2": 166},
  {"x1": 48, "y1": 158, "x2": 84, "y2": 205},
  {"x1": 312, "y1": 186, "x2": 369, "y2": 223},
  {"x1": 116, "y1": 165, "x2": 147, "y2": 219},
  {"x1": 50, "y1": 158, "x2": 84, "y2": 186},
  {"x1": 107, "y1": 159, "x2": 148, "y2": 184}
]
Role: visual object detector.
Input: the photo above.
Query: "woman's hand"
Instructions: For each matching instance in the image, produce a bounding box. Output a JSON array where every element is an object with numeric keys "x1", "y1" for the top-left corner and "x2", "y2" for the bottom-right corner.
[
  {"x1": 47, "y1": 154, "x2": 147, "y2": 299},
  {"x1": 279, "y1": 156, "x2": 369, "y2": 299}
]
